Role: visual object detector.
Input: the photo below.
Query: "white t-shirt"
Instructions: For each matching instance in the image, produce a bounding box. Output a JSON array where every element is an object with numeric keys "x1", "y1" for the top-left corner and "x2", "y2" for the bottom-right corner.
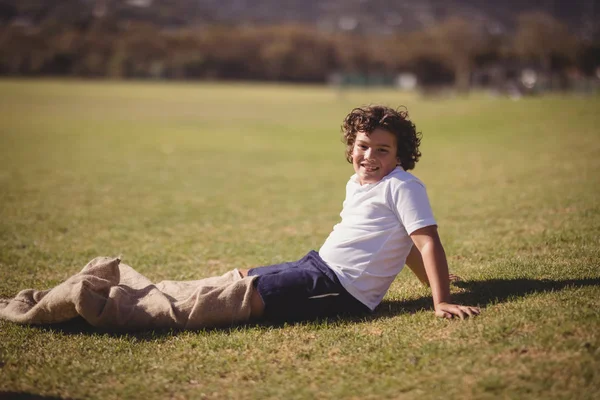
[{"x1": 319, "y1": 167, "x2": 437, "y2": 310}]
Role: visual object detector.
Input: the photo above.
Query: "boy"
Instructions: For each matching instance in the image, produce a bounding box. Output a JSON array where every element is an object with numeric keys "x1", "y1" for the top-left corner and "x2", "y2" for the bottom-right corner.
[
  {"x1": 0, "y1": 105, "x2": 478, "y2": 329},
  {"x1": 240, "y1": 105, "x2": 479, "y2": 322}
]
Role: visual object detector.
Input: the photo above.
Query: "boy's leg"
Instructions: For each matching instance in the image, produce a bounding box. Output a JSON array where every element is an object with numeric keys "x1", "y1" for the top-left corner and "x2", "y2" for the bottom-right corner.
[{"x1": 242, "y1": 252, "x2": 369, "y2": 321}]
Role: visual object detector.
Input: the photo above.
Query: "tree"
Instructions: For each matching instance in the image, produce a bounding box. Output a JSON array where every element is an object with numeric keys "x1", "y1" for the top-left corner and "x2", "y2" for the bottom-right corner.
[
  {"x1": 161, "y1": 29, "x2": 204, "y2": 80},
  {"x1": 0, "y1": 26, "x2": 52, "y2": 74},
  {"x1": 514, "y1": 11, "x2": 578, "y2": 72},
  {"x1": 257, "y1": 25, "x2": 335, "y2": 82},
  {"x1": 421, "y1": 17, "x2": 487, "y2": 93},
  {"x1": 111, "y1": 22, "x2": 168, "y2": 78}
]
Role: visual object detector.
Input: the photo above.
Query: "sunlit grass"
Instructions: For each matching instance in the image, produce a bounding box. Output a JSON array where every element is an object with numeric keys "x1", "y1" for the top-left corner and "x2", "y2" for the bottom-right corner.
[{"x1": 0, "y1": 80, "x2": 599, "y2": 399}]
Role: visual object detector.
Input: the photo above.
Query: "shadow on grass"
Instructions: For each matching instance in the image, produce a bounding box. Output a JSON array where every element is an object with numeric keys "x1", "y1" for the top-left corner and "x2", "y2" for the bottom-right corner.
[
  {"x1": 372, "y1": 277, "x2": 600, "y2": 319},
  {"x1": 32, "y1": 277, "x2": 600, "y2": 338}
]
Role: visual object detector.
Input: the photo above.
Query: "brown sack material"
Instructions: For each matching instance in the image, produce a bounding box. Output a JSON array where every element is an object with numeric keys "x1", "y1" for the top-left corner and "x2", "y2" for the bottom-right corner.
[{"x1": 0, "y1": 257, "x2": 256, "y2": 331}]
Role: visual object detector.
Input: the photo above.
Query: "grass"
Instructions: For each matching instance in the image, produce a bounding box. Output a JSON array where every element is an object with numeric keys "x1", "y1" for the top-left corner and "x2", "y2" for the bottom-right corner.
[{"x1": 0, "y1": 79, "x2": 599, "y2": 400}]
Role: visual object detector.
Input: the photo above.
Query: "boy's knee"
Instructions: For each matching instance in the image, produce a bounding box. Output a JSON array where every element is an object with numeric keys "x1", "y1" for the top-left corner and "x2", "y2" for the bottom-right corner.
[
  {"x1": 238, "y1": 269, "x2": 250, "y2": 278},
  {"x1": 234, "y1": 268, "x2": 264, "y2": 319},
  {"x1": 249, "y1": 288, "x2": 265, "y2": 319}
]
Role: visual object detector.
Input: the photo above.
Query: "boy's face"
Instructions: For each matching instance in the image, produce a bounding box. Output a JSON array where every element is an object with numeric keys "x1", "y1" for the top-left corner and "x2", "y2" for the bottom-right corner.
[{"x1": 352, "y1": 128, "x2": 399, "y2": 185}]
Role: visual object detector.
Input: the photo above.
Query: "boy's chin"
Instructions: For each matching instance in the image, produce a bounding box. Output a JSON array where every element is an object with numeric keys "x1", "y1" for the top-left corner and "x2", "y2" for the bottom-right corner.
[{"x1": 357, "y1": 171, "x2": 383, "y2": 185}]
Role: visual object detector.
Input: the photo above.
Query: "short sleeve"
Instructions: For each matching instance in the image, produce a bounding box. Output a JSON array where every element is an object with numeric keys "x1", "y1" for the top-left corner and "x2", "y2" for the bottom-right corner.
[{"x1": 388, "y1": 179, "x2": 437, "y2": 235}]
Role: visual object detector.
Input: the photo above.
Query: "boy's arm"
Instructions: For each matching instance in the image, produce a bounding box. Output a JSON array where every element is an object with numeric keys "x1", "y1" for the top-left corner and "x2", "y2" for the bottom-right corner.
[
  {"x1": 406, "y1": 245, "x2": 461, "y2": 287},
  {"x1": 409, "y1": 225, "x2": 480, "y2": 319},
  {"x1": 405, "y1": 245, "x2": 430, "y2": 286}
]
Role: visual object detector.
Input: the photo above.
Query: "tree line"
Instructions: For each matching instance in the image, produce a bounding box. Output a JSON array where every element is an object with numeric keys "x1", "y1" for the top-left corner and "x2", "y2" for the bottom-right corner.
[{"x1": 1, "y1": 11, "x2": 598, "y2": 89}]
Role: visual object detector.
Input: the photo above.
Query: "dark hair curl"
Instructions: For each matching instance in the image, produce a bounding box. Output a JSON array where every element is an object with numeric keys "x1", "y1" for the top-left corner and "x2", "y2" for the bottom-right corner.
[{"x1": 342, "y1": 105, "x2": 422, "y2": 170}]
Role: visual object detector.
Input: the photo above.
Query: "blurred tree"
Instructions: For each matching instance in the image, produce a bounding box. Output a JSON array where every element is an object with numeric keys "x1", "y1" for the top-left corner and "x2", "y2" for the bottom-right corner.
[
  {"x1": 0, "y1": 26, "x2": 52, "y2": 74},
  {"x1": 194, "y1": 26, "x2": 261, "y2": 80},
  {"x1": 43, "y1": 27, "x2": 80, "y2": 75},
  {"x1": 0, "y1": 2, "x2": 590, "y2": 86},
  {"x1": 421, "y1": 17, "x2": 487, "y2": 93},
  {"x1": 577, "y1": 42, "x2": 600, "y2": 77},
  {"x1": 514, "y1": 11, "x2": 578, "y2": 73},
  {"x1": 362, "y1": 34, "x2": 410, "y2": 75},
  {"x1": 161, "y1": 29, "x2": 204, "y2": 79},
  {"x1": 332, "y1": 33, "x2": 368, "y2": 74},
  {"x1": 257, "y1": 25, "x2": 335, "y2": 82},
  {"x1": 70, "y1": 25, "x2": 116, "y2": 77},
  {"x1": 110, "y1": 22, "x2": 167, "y2": 78}
]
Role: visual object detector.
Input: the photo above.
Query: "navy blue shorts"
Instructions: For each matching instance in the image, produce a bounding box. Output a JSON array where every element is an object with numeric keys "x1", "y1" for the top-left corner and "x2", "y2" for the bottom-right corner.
[{"x1": 248, "y1": 251, "x2": 370, "y2": 321}]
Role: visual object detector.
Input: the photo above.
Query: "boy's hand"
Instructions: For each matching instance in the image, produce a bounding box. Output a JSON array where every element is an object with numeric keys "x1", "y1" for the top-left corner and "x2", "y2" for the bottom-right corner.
[{"x1": 435, "y1": 302, "x2": 480, "y2": 320}]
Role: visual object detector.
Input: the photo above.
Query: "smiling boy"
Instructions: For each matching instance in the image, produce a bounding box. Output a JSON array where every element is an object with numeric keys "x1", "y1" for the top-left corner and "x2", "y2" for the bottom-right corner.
[
  {"x1": 239, "y1": 105, "x2": 480, "y2": 322},
  {"x1": 0, "y1": 104, "x2": 479, "y2": 330}
]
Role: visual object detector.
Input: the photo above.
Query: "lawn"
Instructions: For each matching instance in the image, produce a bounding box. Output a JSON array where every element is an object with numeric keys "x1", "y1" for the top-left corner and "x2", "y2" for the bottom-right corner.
[{"x1": 0, "y1": 80, "x2": 599, "y2": 400}]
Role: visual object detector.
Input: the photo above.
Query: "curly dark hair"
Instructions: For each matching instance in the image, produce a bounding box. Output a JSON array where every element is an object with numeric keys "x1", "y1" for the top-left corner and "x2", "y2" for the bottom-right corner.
[{"x1": 342, "y1": 105, "x2": 422, "y2": 171}]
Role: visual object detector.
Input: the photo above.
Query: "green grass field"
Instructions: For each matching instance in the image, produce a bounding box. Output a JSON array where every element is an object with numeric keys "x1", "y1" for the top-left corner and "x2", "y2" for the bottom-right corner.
[{"x1": 0, "y1": 80, "x2": 599, "y2": 400}]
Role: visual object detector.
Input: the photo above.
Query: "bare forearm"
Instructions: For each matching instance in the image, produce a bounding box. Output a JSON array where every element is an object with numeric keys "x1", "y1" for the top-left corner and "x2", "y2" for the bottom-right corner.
[
  {"x1": 420, "y1": 240, "x2": 451, "y2": 306},
  {"x1": 410, "y1": 225, "x2": 480, "y2": 319},
  {"x1": 406, "y1": 245, "x2": 430, "y2": 286}
]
